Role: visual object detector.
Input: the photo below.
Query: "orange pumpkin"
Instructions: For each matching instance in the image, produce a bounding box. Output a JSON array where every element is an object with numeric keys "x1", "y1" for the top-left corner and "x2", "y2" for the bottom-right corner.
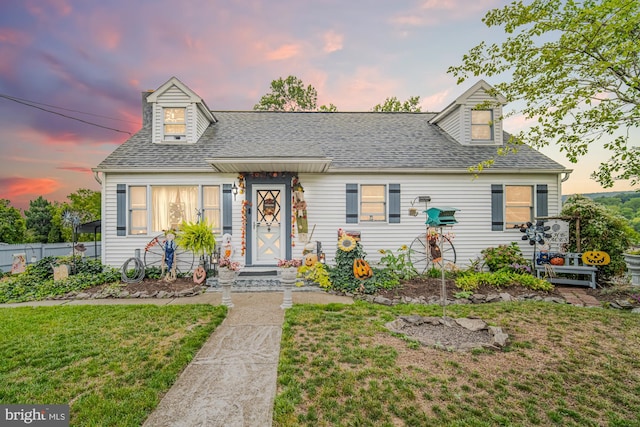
[
  {"x1": 550, "y1": 257, "x2": 565, "y2": 266},
  {"x1": 305, "y1": 253, "x2": 318, "y2": 267},
  {"x1": 353, "y1": 259, "x2": 373, "y2": 280},
  {"x1": 193, "y1": 265, "x2": 207, "y2": 284}
]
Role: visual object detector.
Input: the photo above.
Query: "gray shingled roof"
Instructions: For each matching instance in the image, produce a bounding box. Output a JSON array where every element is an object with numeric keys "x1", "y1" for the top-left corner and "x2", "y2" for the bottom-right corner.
[{"x1": 95, "y1": 111, "x2": 566, "y2": 172}]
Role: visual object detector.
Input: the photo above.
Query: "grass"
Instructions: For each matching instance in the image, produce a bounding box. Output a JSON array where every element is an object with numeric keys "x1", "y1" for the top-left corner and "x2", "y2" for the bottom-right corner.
[
  {"x1": 0, "y1": 304, "x2": 226, "y2": 426},
  {"x1": 275, "y1": 301, "x2": 640, "y2": 426}
]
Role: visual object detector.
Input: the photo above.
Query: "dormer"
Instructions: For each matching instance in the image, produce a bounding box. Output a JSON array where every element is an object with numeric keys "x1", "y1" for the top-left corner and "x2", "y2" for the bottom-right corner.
[
  {"x1": 430, "y1": 80, "x2": 507, "y2": 146},
  {"x1": 146, "y1": 76, "x2": 216, "y2": 144}
]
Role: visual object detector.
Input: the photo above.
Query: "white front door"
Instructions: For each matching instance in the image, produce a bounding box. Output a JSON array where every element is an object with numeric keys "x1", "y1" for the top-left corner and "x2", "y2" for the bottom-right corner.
[{"x1": 252, "y1": 185, "x2": 287, "y2": 265}]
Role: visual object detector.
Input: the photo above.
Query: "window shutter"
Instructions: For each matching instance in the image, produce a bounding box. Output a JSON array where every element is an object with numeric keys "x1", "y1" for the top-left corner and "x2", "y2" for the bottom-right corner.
[
  {"x1": 491, "y1": 184, "x2": 504, "y2": 231},
  {"x1": 536, "y1": 184, "x2": 548, "y2": 218},
  {"x1": 222, "y1": 184, "x2": 232, "y2": 235},
  {"x1": 346, "y1": 184, "x2": 358, "y2": 224},
  {"x1": 388, "y1": 184, "x2": 401, "y2": 223},
  {"x1": 116, "y1": 184, "x2": 126, "y2": 236}
]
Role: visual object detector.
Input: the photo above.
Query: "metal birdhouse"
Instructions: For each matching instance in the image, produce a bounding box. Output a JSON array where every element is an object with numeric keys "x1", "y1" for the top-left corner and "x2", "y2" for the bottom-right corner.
[{"x1": 425, "y1": 207, "x2": 459, "y2": 227}]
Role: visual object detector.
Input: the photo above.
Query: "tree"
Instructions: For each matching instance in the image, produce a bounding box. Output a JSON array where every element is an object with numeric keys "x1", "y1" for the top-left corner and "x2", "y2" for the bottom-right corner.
[
  {"x1": 0, "y1": 199, "x2": 26, "y2": 243},
  {"x1": 24, "y1": 196, "x2": 53, "y2": 243},
  {"x1": 448, "y1": 0, "x2": 640, "y2": 187},
  {"x1": 372, "y1": 96, "x2": 422, "y2": 112},
  {"x1": 254, "y1": 76, "x2": 337, "y2": 112},
  {"x1": 561, "y1": 194, "x2": 637, "y2": 277},
  {"x1": 67, "y1": 189, "x2": 101, "y2": 223}
]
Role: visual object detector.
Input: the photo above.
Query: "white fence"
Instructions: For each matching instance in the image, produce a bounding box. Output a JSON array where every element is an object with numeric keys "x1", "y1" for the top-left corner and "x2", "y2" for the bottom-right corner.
[{"x1": 0, "y1": 242, "x2": 101, "y2": 273}]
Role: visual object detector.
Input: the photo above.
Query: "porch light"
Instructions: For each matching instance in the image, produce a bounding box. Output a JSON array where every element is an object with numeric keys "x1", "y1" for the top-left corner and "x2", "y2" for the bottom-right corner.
[{"x1": 232, "y1": 182, "x2": 238, "y2": 200}]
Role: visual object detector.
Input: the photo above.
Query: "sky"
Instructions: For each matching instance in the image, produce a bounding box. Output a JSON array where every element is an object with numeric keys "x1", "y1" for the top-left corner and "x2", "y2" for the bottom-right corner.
[{"x1": 0, "y1": 0, "x2": 637, "y2": 212}]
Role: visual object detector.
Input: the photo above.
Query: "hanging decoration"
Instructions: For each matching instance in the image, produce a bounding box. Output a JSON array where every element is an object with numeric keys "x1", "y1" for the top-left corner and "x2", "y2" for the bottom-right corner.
[
  {"x1": 292, "y1": 180, "x2": 308, "y2": 242},
  {"x1": 241, "y1": 200, "x2": 251, "y2": 255},
  {"x1": 237, "y1": 174, "x2": 246, "y2": 195}
]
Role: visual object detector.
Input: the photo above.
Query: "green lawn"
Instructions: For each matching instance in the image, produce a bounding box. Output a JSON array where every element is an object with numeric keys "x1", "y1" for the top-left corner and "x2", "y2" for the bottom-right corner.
[
  {"x1": 0, "y1": 304, "x2": 226, "y2": 426},
  {"x1": 276, "y1": 301, "x2": 640, "y2": 427}
]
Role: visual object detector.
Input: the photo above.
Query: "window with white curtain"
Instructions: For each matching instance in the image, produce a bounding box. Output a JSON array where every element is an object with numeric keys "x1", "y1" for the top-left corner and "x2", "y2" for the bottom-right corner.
[
  {"x1": 202, "y1": 186, "x2": 221, "y2": 233},
  {"x1": 129, "y1": 186, "x2": 148, "y2": 235},
  {"x1": 151, "y1": 186, "x2": 198, "y2": 232}
]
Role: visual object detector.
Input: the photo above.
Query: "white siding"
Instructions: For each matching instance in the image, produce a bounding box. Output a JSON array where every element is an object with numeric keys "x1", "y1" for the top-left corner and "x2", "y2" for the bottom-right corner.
[
  {"x1": 435, "y1": 107, "x2": 462, "y2": 143},
  {"x1": 151, "y1": 85, "x2": 203, "y2": 143},
  {"x1": 290, "y1": 172, "x2": 560, "y2": 268},
  {"x1": 102, "y1": 173, "x2": 241, "y2": 269},
  {"x1": 102, "y1": 171, "x2": 561, "y2": 272}
]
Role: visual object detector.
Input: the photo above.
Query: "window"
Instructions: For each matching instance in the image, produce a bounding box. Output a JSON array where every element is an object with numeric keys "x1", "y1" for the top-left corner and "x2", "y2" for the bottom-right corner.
[
  {"x1": 151, "y1": 186, "x2": 198, "y2": 232},
  {"x1": 471, "y1": 109, "x2": 493, "y2": 141},
  {"x1": 163, "y1": 107, "x2": 186, "y2": 138},
  {"x1": 202, "y1": 186, "x2": 221, "y2": 233},
  {"x1": 505, "y1": 185, "x2": 533, "y2": 229},
  {"x1": 360, "y1": 185, "x2": 386, "y2": 222},
  {"x1": 129, "y1": 186, "x2": 148, "y2": 235}
]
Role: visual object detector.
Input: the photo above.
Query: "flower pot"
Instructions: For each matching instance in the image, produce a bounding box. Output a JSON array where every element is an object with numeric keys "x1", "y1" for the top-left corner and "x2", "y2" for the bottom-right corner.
[
  {"x1": 624, "y1": 253, "x2": 640, "y2": 286},
  {"x1": 279, "y1": 267, "x2": 298, "y2": 281},
  {"x1": 218, "y1": 267, "x2": 237, "y2": 282}
]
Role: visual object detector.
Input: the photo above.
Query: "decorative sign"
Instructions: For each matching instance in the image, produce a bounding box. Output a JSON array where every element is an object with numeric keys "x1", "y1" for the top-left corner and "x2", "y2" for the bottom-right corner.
[
  {"x1": 263, "y1": 198, "x2": 276, "y2": 216},
  {"x1": 11, "y1": 253, "x2": 26, "y2": 274},
  {"x1": 545, "y1": 219, "x2": 570, "y2": 245}
]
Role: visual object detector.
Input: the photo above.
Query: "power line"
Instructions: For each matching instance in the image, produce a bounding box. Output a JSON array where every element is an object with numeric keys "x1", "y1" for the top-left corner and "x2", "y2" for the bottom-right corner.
[{"x1": 0, "y1": 93, "x2": 135, "y2": 136}]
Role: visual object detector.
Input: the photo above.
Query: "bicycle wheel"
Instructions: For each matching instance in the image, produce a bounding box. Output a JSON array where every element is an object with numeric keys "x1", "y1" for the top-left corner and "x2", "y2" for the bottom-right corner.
[
  {"x1": 144, "y1": 234, "x2": 195, "y2": 276},
  {"x1": 409, "y1": 233, "x2": 457, "y2": 274}
]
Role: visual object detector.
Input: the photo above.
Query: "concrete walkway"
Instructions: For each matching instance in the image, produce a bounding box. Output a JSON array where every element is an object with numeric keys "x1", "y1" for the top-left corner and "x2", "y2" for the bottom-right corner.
[
  {"x1": 555, "y1": 286, "x2": 601, "y2": 307},
  {"x1": 141, "y1": 292, "x2": 353, "y2": 427},
  {"x1": 1, "y1": 291, "x2": 353, "y2": 426}
]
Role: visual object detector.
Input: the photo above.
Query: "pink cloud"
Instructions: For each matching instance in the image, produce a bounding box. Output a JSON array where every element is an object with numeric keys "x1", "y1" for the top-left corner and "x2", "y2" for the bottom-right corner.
[
  {"x1": 323, "y1": 30, "x2": 344, "y2": 53},
  {"x1": 57, "y1": 166, "x2": 93, "y2": 173},
  {"x1": 0, "y1": 177, "x2": 61, "y2": 199},
  {"x1": 0, "y1": 29, "x2": 31, "y2": 46},
  {"x1": 392, "y1": 0, "x2": 502, "y2": 26},
  {"x1": 265, "y1": 43, "x2": 302, "y2": 61}
]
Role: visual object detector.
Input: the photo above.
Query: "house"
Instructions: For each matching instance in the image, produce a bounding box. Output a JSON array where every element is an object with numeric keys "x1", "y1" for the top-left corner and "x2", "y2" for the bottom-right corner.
[{"x1": 93, "y1": 77, "x2": 570, "y2": 272}]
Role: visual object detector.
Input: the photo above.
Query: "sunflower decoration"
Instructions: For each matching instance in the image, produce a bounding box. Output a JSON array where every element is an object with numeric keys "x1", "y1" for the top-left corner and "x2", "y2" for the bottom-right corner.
[{"x1": 338, "y1": 235, "x2": 357, "y2": 252}]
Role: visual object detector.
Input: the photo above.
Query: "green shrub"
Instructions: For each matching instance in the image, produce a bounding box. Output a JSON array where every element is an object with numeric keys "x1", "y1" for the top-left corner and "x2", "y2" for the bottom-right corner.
[
  {"x1": 299, "y1": 263, "x2": 332, "y2": 289},
  {"x1": 455, "y1": 271, "x2": 553, "y2": 292},
  {"x1": 377, "y1": 246, "x2": 418, "y2": 280},
  {"x1": 561, "y1": 194, "x2": 637, "y2": 277},
  {"x1": 481, "y1": 242, "x2": 530, "y2": 272},
  {"x1": 0, "y1": 258, "x2": 120, "y2": 303}
]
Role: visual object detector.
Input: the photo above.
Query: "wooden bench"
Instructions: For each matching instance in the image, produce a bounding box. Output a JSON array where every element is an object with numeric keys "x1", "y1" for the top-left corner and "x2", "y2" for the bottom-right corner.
[{"x1": 535, "y1": 253, "x2": 597, "y2": 289}]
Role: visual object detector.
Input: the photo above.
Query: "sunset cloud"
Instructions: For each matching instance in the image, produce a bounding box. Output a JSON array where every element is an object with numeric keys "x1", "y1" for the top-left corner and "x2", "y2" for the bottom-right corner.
[
  {"x1": 265, "y1": 43, "x2": 301, "y2": 61},
  {"x1": 323, "y1": 30, "x2": 344, "y2": 53},
  {"x1": 0, "y1": 177, "x2": 61, "y2": 198}
]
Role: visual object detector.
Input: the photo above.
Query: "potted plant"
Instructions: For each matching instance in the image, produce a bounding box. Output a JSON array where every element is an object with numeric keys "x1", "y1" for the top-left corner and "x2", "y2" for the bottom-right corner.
[
  {"x1": 175, "y1": 220, "x2": 216, "y2": 267},
  {"x1": 218, "y1": 258, "x2": 240, "y2": 280},
  {"x1": 277, "y1": 258, "x2": 302, "y2": 280},
  {"x1": 623, "y1": 247, "x2": 640, "y2": 286}
]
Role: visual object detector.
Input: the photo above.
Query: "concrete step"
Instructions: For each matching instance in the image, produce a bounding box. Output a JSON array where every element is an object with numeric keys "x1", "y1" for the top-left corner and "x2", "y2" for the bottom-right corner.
[{"x1": 206, "y1": 268, "x2": 322, "y2": 293}]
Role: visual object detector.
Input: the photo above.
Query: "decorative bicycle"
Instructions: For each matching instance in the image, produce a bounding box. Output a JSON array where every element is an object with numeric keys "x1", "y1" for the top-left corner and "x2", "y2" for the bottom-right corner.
[
  {"x1": 407, "y1": 196, "x2": 457, "y2": 274},
  {"x1": 409, "y1": 231, "x2": 457, "y2": 274},
  {"x1": 144, "y1": 233, "x2": 195, "y2": 277}
]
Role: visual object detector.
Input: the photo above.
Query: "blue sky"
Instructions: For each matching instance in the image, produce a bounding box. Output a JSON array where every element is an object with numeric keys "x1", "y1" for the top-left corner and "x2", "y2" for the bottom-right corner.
[{"x1": 0, "y1": 0, "x2": 636, "y2": 211}]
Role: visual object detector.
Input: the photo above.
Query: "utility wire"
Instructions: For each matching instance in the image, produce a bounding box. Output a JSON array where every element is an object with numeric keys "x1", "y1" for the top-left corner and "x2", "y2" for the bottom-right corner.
[{"x1": 0, "y1": 93, "x2": 135, "y2": 136}]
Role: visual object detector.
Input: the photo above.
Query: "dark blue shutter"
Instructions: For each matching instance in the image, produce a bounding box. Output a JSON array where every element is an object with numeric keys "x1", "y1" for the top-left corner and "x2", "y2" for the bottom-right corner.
[
  {"x1": 536, "y1": 184, "x2": 548, "y2": 218},
  {"x1": 388, "y1": 184, "x2": 401, "y2": 223},
  {"x1": 222, "y1": 184, "x2": 232, "y2": 234},
  {"x1": 116, "y1": 184, "x2": 126, "y2": 236},
  {"x1": 491, "y1": 184, "x2": 504, "y2": 231},
  {"x1": 346, "y1": 184, "x2": 358, "y2": 224}
]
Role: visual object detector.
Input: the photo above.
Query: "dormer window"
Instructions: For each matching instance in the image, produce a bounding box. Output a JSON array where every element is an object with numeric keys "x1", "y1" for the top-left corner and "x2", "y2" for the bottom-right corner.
[
  {"x1": 164, "y1": 107, "x2": 186, "y2": 140},
  {"x1": 471, "y1": 109, "x2": 493, "y2": 142}
]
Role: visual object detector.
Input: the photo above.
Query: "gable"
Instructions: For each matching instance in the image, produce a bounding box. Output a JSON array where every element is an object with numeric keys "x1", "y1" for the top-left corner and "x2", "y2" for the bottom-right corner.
[
  {"x1": 430, "y1": 80, "x2": 506, "y2": 146},
  {"x1": 146, "y1": 77, "x2": 215, "y2": 144}
]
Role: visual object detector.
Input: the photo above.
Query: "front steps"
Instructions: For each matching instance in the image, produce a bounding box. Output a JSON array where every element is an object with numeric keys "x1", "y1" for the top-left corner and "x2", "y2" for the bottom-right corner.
[{"x1": 205, "y1": 267, "x2": 321, "y2": 293}]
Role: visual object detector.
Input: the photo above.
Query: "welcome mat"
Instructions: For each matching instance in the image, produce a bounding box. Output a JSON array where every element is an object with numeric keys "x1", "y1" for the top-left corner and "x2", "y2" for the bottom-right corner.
[{"x1": 238, "y1": 270, "x2": 278, "y2": 277}]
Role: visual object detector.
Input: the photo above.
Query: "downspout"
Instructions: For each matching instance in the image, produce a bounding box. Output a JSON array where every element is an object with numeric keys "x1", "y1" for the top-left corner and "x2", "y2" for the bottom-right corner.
[{"x1": 93, "y1": 171, "x2": 102, "y2": 185}]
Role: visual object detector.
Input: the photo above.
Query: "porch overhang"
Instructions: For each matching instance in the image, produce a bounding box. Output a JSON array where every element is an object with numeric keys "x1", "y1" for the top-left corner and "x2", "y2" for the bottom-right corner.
[{"x1": 205, "y1": 157, "x2": 332, "y2": 173}]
